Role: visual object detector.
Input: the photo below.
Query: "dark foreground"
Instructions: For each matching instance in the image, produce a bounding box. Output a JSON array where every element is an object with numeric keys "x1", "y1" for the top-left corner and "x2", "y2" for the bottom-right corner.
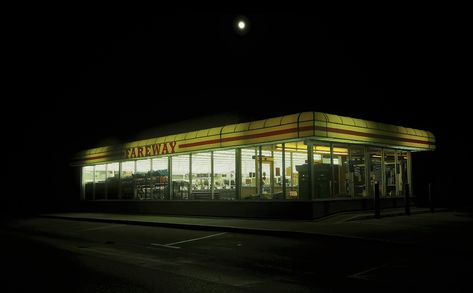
[{"x1": 2, "y1": 211, "x2": 472, "y2": 292}]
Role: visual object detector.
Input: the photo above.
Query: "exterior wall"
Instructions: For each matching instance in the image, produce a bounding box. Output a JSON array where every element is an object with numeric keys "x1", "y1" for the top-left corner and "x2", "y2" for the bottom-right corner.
[{"x1": 79, "y1": 197, "x2": 407, "y2": 219}]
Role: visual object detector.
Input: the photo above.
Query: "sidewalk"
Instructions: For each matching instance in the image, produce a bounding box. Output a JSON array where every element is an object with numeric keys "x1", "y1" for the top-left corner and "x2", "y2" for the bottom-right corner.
[{"x1": 41, "y1": 207, "x2": 473, "y2": 249}]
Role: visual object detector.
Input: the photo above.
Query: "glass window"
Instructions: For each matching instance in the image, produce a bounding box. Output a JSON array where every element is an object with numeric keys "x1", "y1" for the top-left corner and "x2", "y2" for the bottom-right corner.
[
  {"x1": 350, "y1": 146, "x2": 367, "y2": 197},
  {"x1": 171, "y1": 155, "x2": 190, "y2": 199},
  {"x1": 272, "y1": 146, "x2": 284, "y2": 199},
  {"x1": 94, "y1": 164, "x2": 107, "y2": 200},
  {"x1": 136, "y1": 159, "x2": 151, "y2": 200},
  {"x1": 313, "y1": 144, "x2": 332, "y2": 199},
  {"x1": 82, "y1": 166, "x2": 94, "y2": 200},
  {"x1": 384, "y1": 149, "x2": 397, "y2": 196},
  {"x1": 241, "y1": 148, "x2": 257, "y2": 199},
  {"x1": 151, "y1": 157, "x2": 169, "y2": 200},
  {"x1": 106, "y1": 162, "x2": 119, "y2": 199},
  {"x1": 286, "y1": 141, "x2": 309, "y2": 200},
  {"x1": 259, "y1": 148, "x2": 273, "y2": 199},
  {"x1": 120, "y1": 161, "x2": 135, "y2": 199},
  {"x1": 398, "y1": 151, "x2": 409, "y2": 196},
  {"x1": 331, "y1": 144, "x2": 350, "y2": 198},
  {"x1": 191, "y1": 152, "x2": 212, "y2": 199},
  {"x1": 214, "y1": 150, "x2": 236, "y2": 200},
  {"x1": 369, "y1": 148, "x2": 383, "y2": 196}
]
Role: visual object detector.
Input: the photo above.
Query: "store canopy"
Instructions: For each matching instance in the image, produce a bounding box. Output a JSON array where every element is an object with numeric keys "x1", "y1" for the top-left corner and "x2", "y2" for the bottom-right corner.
[{"x1": 72, "y1": 112, "x2": 435, "y2": 166}]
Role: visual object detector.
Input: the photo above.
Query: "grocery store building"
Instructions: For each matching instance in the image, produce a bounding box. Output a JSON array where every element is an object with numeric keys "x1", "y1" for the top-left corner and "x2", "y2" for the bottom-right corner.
[{"x1": 72, "y1": 112, "x2": 435, "y2": 219}]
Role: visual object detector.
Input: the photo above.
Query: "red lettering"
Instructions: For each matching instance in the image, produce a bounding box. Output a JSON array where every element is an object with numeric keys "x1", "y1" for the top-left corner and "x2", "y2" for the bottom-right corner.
[
  {"x1": 162, "y1": 143, "x2": 169, "y2": 154},
  {"x1": 145, "y1": 145, "x2": 152, "y2": 156},
  {"x1": 137, "y1": 146, "x2": 144, "y2": 157},
  {"x1": 152, "y1": 143, "x2": 161, "y2": 155},
  {"x1": 129, "y1": 148, "x2": 136, "y2": 158},
  {"x1": 169, "y1": 141, "x2": 177, "y2": 153}
]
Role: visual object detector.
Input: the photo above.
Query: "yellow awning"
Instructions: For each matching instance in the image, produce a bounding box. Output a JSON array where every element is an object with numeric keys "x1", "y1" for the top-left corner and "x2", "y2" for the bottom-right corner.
[{"x1": 72, "y1": 112, "x2": 435, "y2": 166}]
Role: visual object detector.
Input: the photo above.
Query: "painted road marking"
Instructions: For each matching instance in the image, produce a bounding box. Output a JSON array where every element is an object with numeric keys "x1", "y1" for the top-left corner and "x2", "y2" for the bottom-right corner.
[
  {"x1": 347, "y1": 264, "x2": 388, "y2": 280},
  {"x1": 78, "y1": 224, "x2": 125, "y2": 232},
  {"x1": 151, "y1": 232, "x2": 227, "y2": 249},
  {"x1": 150, "y1": 243, "x2": 181, "y2": 249}
]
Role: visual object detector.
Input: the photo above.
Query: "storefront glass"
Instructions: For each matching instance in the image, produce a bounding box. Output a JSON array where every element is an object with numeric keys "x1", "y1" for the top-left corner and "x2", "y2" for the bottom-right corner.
[
  {"x1": 151, "y1": 157, "x2": 169, "y2": 199},
  {"x1": 384, "y1": 149, "x2": 397, "y2": 196},
  {"x1": 331, "y1": 144, "x2": 351, "y2": 198},
  {"x1": 82, "y1": 166, "x2": 94, "y2": 200},
  {"x1": 191, "y1": 152, "x2": 212, "y2": 199},
  {"x1": 369, "y1": 148, "x2": 383, "y2": 196},
  {"x1": 284, "y1": 141, "x2": 308, "y2": 199},
  {"x1": 398, "y1": 151, "x2": 409, "y2": 196},
  {"x1": 94, "y1": 164, "x2": 107, "y2": 200},
  {"x1": 350, "y1": 146, "x2": 367, "y2": 197},
  {"x1": 214, "y1": 149, "x2": 236, "y2": 200},
  {"x1": 106, "y1": 162, "x2": 119, "y2": 199},
  {"x1": 120, "y1": 161, "x2": 135, "y2": 199},
  {"x1": 171, "y1": 155, "x2": 190, "y2": 199},
  {"x1": 313, "y1": 144, "x2": 333, "y2": 198},
  {"x1": 136, "y1": 159, "x2": 151, "y2": 199},
  {"x1": 241, "y1": 148, "x2": 257, "y2": 199}
]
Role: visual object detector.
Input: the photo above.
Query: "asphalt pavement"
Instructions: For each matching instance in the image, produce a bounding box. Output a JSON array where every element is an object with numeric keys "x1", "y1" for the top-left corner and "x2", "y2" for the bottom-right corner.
[{"x1": 40, "y1": 207, "x2": 468, "y2": 247}]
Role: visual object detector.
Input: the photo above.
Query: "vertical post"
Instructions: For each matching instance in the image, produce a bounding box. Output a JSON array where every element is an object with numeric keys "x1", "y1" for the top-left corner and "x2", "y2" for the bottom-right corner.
[
  {"x1": 211, "y1": 151, "x2": 214, "y2": 200},
  {"x1": 364, "y1": 146, "x2": 370, "y2": 197},
  {"x1": 374, "y1": 182, "x2": 380, "y2": 218},
  {"x1": 270, "y1": 150, "x2": 274, "y2": 196},
  {"x1": 235, "y1": 148, "x2": 241, "y2": 200},
  {"x1": 189, "y1": 153, "x2": 192, "y2": 199},
  {"x1": 104, "y1": 164, "x2": 108, "y2": 200},
  {"x1": 92, "y1": 165, "x2": 96, "y2": 201},
  {"x1": 407, "y1": 151, "x2": 413, "y2": 198},
  {"x1": 428, "y1": 182, "x2": 434, "y2": 212},
  {"x1": 307, "y1": 141, "x2": 314, "y2": 200},
  {"x1": 405, "y1": 183, "x2": 411, "y2": 215},
  {"x1": 168, "y1": 156, "x2": 173, "y2": 200},
  {"x1": 282, "y1": 143, "x2": 286, "y2": 199},
  {"x1": 290, "y1": 151, "x2": 294, "y2": 192},
  {"x1": 381, "y1": 148, "x2": 386, "y2": 197},
  {"x1": 394, "y1": 150, "x2": 399, "y2": 196},
  {"x1": 258, "y1": 146, "x2": 263, "y2": 196},
  {"x1": 133, "y1": 160, "x2": 137, "y2": 199},
  {"x1": 348, "y1": 147, "x2": 355, "y2": 198},
  {"x1": 330, "y1": 143, "x2": 335, "y2": 198},
  {"x1": 118, "y1": 162, "x2": 122, "y2": 199},
  {"x1": 80, "y1": 167, "x2": 85, "y2": 201}
]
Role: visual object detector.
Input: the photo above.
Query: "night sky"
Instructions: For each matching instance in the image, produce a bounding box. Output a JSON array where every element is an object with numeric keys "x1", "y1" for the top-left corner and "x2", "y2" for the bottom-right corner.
[{"x1": 10, "y1": 7, "x2": 468, "y2": 213}]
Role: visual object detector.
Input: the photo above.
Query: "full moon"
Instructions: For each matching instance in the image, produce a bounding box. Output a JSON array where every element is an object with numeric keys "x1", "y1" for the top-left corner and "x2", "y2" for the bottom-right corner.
[{"x1": 238, "y1": 21, "x2": 246, "y2": 30}]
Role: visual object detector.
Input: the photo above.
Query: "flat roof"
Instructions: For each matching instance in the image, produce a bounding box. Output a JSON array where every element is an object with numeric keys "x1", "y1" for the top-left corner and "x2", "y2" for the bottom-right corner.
[{"x1": 72, "y1": 112, "x2": 435, "y2": 166}]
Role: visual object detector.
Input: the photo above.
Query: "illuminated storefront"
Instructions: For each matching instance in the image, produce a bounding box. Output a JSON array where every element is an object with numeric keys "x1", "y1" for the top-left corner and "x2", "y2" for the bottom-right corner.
[{"x1": 72, "y1": 112, "x2": 435, "y2": 218}]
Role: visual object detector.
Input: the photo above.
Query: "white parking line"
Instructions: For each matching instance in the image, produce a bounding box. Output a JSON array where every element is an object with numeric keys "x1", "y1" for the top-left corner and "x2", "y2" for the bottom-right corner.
[
  {"x1": 151, "y1": 232, "x2": 227, "y2": 249},
  {"x1": 150, "y1": 243, "x2": 181, "y2": 249},
  {"x1": 347, "y1": 264, "x2": 388, "y2": 280},
  {"x1": 78, "y1": 224, "x2": 125, "y2": 232}
]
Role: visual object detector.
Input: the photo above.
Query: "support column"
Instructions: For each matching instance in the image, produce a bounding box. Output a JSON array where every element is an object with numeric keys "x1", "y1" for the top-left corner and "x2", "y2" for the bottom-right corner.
[
  {"x1": 364, "y1": 146, "x2": 370, "y2": 197},
  {"x1": 235, "y1": 148, "x2": 241, "y2": 200},
  {"x1": 258, "y1": 146, "x2": 263, "y2": 196},
  {"x1": 381, "y1": 148, "x2": 386, "y2": 197},
  {"x1": 307, "y1": 141, "x2": 314, "y2": 200},
  {"x1": 211, "y1": 151, "x2": 215, "y2": 200},
  {"x1": 282, "y1": 143, "x2": 286, "y2": 199},
  {"x1": 330, "y1": 143, "x2": 335, "y2": 198},
  {"x1": 168, "y1": 156, "x2": 173, "y2": 200}
]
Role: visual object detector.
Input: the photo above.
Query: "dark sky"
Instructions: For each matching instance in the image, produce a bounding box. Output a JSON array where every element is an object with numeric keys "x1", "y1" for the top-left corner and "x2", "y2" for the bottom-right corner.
[
  {"x1": 38, "y1": 9, "x2": 449, "y2": 144},
  {"x1": 11, "y1": 6, "x2": 468, "y2": 211}
]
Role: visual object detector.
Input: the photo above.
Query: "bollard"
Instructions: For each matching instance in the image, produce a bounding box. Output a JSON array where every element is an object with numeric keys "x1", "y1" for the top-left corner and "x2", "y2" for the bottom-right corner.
[
  {"x1": 405, "y1": 183, "x2": 411, "y2": 215},
  {"x1": 428, "y1": 182, "x2": 434, "y2": 213},
  {"x1": 374, "y1": 182, "x2": 380, "y2": 219}
]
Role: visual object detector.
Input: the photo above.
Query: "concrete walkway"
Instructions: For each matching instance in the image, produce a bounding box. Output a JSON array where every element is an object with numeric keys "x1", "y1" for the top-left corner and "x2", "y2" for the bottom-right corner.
[{"x1": 40, "y1": 207, "x2": 473, "y2": 249}]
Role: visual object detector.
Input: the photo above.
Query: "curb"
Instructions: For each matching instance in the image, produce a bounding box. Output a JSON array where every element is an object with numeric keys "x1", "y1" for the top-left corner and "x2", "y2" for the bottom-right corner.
[
  {"x1": 345, "y1": 208, "x2": 447, "y2": 222},
  {"x1": 39, "y1": 214, "x2": 408, "y2": 246}
]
